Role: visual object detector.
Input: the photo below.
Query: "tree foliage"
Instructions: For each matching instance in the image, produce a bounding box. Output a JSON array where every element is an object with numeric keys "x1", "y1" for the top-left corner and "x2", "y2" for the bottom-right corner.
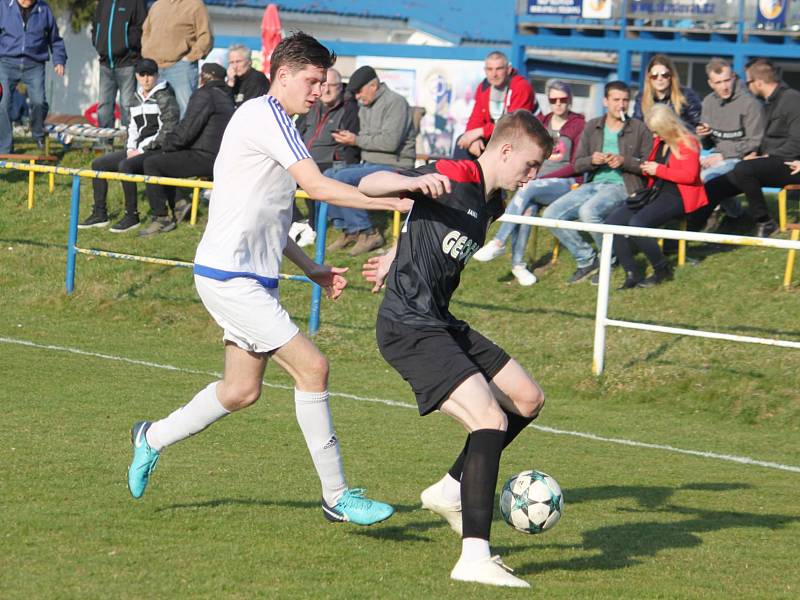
[{"x1": 48, "y1": 0, "x2": 96, "y2": 33}]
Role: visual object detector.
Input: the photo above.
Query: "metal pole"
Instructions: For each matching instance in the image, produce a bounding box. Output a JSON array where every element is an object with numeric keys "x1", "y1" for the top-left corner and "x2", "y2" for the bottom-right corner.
[
  {"x1": 65, "y1": 175, "x2": 81, "y2": 294},
  {"x1": 592, "y1": 233, "x2": 614, "y2": 375},
  {"x1": 308, "y1": 201, "x2": 328, "y2": 336}
]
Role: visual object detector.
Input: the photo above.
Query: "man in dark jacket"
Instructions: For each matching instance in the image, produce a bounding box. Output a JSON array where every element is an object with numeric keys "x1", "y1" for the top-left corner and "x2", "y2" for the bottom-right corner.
[
  {"x1": 226, "y1": 43, "x2": 269, "y2": 108},
  {"x1": 93, "y1": 0, "x2": 147, "y2": 129},
  {"x1": 293, "y1": 67, "x2": 359, "y2": 240},
  {"x1": 79, "y1": 58, "x2": 179, "y2": 232},
  {"x1": 542, "y1": 80, "x2": 652, "y2": 283},
  {"x1": 140, "y1": 62, "x2": 234, "y2": 236},
  {"x1": 0, "y1": 0, "x2": 66, "y2": 152},
  {"x1": 702, "y1": 59, "x2": 800, "y2": 237}
]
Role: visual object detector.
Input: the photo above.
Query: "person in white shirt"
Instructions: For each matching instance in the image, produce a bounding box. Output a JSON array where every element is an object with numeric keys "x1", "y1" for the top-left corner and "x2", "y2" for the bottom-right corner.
[{"x1": 126, "y1": 33, "x2": 424, "y2": 527}]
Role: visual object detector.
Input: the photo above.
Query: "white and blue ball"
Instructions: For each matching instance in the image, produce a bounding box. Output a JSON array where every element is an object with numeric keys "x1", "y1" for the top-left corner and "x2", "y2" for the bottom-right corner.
[{"x1": 500, "y1": 470, "x2": 564, "y2": 534}]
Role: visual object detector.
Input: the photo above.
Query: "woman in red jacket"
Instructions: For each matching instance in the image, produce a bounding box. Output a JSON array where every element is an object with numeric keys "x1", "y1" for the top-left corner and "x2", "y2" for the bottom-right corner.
[{"x1": 605, "y1": 103, "x2": 708, "y2": 288}]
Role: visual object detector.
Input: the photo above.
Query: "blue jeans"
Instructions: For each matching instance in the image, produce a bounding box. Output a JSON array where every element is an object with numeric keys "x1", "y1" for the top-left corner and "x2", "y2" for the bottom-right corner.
[
  {"x1": 325, "y1": 163, "x2": 396, "y2": 233},
  {"x1": 161, "y1": 60, "x2": 198, "y2": 118},
  {"x1": 495, "y1": 178, "x2": 575, "y2": 266},
  {"x1": 0, "y1": 58, "x2": 47, "y2": 152},
  {"x1": 98, "y1": 64, "x2": 136, "y2": 128},
  {"x1": 701, "y1": 157, "x2": 742, "y2": 217},
  {"x1": 542, "y1": 181, "x2": 627, "y2": 267}
]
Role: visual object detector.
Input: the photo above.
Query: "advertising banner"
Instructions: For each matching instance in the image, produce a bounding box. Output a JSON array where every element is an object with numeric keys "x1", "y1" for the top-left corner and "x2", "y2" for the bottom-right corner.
[
  {"x1": 756, "y1": 0, "x2": 788, "y2": 28},
  {"x1": 582, "y1": 0, "x2": 614, "y2": 18},
  {"x1": 528, "y1": 0, "x2": 583, "y2": 16}
]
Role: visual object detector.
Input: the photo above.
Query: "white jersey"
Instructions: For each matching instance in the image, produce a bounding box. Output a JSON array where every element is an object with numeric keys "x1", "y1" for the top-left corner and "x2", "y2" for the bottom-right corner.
[{"x1": 194, "y1": 95, "x2": 311, "y2": 280}]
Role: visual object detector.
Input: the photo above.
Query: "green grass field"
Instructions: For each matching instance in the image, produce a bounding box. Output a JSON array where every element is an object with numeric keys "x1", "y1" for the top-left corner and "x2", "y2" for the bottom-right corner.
[{"x1": 1, "y1": 151, "x2": 799, "y2": 598}]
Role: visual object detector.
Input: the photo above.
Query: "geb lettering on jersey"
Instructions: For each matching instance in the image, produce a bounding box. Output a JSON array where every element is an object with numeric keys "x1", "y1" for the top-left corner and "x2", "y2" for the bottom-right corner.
[{"x1": 442, "y1": 230, "x2": 480, "y2": 264}]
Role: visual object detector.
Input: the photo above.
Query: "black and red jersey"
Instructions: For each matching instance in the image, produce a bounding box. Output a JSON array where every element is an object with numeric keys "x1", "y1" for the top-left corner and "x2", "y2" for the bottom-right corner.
[{"x1": 378, "y1": 159, "x2": 504, "y2": 330}]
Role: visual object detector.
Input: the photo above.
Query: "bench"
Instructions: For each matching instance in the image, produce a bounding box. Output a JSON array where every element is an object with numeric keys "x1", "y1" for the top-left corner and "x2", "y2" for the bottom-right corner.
[
  {"x1": 778, "y1": 185, "x2": 800, "y2": 232},
  {"x1": 0, "y1": 153, "x2": 59, "y2": 208}
]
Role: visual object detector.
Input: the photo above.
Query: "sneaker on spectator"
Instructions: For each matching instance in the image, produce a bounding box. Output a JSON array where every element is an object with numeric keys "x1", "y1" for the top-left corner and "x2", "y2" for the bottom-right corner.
[
  {"x1": 110, "y1": 213, "x2": 140, "y2": 233},
  {"x1": 568, "y1": 257, "x2": 599, "y2": 284},
  {"x1": 473, "y1": 240, "x2": 505, "y2": 262},
  {"x1": 754, "y1": 219, "x2": 778, "y2": 238},
  {"x1": 138, "y1": 216, "x2": 177, "y2": 237},
  {"x1": 701, "y1": 206, "x2": 725, "y2": 233},
  {"x1": 78, "y1": 211, "x2": 110, "y2": 229},
  {"x1": 511, "y1": 264, "x2": 538, "y2": 286},
  {"x1": 349, "y1": 228, "x2": 385, "y2": 256},
  {"x1": 173, "y1": 199, "x2": 192, "y2": 223},
  {"x1": 327, "y1": 231, "x2": 358, "y2": 252}
]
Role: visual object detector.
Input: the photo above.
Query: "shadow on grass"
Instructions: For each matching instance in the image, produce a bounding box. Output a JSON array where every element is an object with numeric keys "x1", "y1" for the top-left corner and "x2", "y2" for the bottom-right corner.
[{"x1": 493, "y1": 482, "x2": 799, "y2": 574}]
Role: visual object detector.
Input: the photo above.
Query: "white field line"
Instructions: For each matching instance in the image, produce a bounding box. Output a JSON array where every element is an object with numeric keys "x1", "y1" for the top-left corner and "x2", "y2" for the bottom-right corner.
[{"x1": 2, "y1": 335, "x2": 799, "y2": 475}]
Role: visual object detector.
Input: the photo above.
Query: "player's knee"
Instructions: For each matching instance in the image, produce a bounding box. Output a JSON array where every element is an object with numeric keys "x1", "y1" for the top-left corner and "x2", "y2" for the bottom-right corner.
[
  {"x1": 474, "y1": 404, "x2": 508, "y2": 431},
  {"x1": 520, "y1": 382, "x2": 545, "y2": 419},
  {"x1": 219, "y1": 381, "x2": 262, "y2": 411},
  {"x1": 299, "y1": 353, "x2": 329, "y2": 389}
]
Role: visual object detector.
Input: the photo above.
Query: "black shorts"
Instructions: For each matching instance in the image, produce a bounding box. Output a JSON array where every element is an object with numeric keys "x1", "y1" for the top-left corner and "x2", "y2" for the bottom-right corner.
[{"x1": 376, "y1": 316, "x2": 511, "y2": 416}]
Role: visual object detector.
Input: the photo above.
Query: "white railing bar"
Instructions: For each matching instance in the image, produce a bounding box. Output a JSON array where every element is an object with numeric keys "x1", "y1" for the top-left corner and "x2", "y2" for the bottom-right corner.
[
  {"x1": 605, "y1": 319, "x2": 800, "y2": 349},
  {"x1": 592, "y1": 233, "x2": 615, "y2": 376},
  {"x1": 497, "y1": 214, "x2": 800, "y2": 251}
]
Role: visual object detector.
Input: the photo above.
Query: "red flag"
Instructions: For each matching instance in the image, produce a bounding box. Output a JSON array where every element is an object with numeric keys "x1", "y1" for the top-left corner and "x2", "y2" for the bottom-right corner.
[{"x1": 260, "y1": 4, "x2": 283, "y2": 77}]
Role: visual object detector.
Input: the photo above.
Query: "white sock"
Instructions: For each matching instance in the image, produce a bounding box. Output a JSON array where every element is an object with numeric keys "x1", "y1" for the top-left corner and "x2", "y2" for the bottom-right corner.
[
  {"x1": 440, "y1": 473, "x2": 462, "y2": 504},
  {"x1": 460, "y1": 537, "x2": 491, "y2": 562},
  {"x1": 146, "y1": 382, "x2": 230, "y2": 452},
  {"x1": 294, "y1": 389, "x2": 347, "y2": 507}
]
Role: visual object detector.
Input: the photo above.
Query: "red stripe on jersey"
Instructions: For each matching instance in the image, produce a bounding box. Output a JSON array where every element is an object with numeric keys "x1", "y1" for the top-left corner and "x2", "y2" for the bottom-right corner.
[{"x1": 435, "y1": 160, "x2": 481, "y2": 184}]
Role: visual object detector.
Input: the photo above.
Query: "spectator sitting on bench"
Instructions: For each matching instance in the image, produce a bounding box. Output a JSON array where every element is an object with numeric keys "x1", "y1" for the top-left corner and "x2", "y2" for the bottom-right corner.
[
  {"x1": 326, "y1": 65, "x2": 417, "y2": 256},
  {"x1": 226, "y1": 44, "x2": 269, "y2": 108},
  {"x1": 139, "y1": 62, "x2": 234, "y2": 237},
  {"x1": 79, "y1": 58, "x2": 179, "y2": 232}
]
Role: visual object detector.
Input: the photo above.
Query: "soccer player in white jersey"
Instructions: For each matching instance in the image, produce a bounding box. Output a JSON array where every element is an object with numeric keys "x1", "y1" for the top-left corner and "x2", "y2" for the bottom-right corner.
[{"x1": 126, "y1": 32, "x2": 410, "y2": 526}]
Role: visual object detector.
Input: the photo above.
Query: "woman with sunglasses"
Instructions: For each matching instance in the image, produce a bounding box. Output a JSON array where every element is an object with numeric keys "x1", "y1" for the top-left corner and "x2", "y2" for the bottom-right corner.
[
  {"x1": 473, "y1": 81, "x2": 585, "y2": 285},
  {"x1": 633, "y1": 54, "x2": 702, "y2": 129},
  {"x1": 605, "y1": 104, "x2": 708, "y2": 288}
]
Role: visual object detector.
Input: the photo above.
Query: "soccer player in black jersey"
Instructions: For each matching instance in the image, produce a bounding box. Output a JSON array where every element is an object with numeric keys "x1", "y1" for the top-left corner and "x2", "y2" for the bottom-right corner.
[{"x1": 360, "y1": 110, "x2": 554, "y2": 588}]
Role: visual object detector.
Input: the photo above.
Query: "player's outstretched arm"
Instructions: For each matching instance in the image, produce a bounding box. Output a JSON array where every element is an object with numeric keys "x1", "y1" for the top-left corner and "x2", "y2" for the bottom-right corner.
[
  {"x1": 283, "y1": 237, "x2": 347, "y2": 300},
  {"x1": 288, "y1": 158, "x2": 412, "y2": 212},
  {"x1": 362, "y1": 243, "x2": 397, "y2": 293},
  {"x1": 359, "y1": 171, "x2": 452, "y2": 199}
]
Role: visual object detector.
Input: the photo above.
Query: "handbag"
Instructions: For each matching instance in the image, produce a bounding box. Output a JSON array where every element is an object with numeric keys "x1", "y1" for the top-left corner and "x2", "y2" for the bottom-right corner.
[{"x1": 626, "y1": 146, "x2": 671, "y2": 211}]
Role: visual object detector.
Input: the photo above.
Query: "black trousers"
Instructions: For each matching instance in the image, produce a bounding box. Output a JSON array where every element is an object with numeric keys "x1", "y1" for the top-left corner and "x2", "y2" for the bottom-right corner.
[
  {"x1": 605, "y1": 191, "x2": 686, "y2": 274},
  {"x1": 91, "y1": 149, "x2": 157, "y2": 215},
  {"x1": 701, "y1": 156, "x2": 800, "y2": 225},
  {"x1": 143, "y1": 150, "x2": 215, "y2": 217}
]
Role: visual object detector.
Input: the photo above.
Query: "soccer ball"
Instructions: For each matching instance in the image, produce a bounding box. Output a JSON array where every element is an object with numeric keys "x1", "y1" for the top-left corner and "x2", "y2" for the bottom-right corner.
[{"x1": 499, "y1": 470, "x2": 564, "y2": 534}]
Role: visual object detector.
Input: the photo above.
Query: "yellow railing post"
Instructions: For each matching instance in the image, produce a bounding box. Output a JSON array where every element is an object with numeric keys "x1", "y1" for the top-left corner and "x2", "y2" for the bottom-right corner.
[
  {"x1": 778, "y1": 188, "x2": 787, "y2": 232},
  {"x1": 393, "y1": 210, "x2": 401, "y2": 241},
  {"x1": 678, "y1": 220, "x2": 687, "y2": 267},
  {"x1": 190, "y1": 186, "x2": 200, "y2": 225},
  {"x1": 784, "y1": 228, "x2": 800, "y2": 288},
  {"x1": 27, "y1": 159, "x2": 35, "y2": 209}
]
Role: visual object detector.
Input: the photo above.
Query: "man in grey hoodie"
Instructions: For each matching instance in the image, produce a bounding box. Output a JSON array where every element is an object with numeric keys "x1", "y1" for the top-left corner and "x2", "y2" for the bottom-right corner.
[
  {"x1": 703, "y1": 59, "x2": 800, "y2": 237},
  {"x1": 696, "y1": 58, "x2": 765, "y2": 226},
  {"x1": 325, "y1": 65, "x2": 417, "y2": 256}
]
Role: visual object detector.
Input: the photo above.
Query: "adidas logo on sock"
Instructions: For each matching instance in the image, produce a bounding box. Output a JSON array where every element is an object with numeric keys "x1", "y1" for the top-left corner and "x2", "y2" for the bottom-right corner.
[{"x1": 322, "y1": 435, "x2": 338, "y2": 450}]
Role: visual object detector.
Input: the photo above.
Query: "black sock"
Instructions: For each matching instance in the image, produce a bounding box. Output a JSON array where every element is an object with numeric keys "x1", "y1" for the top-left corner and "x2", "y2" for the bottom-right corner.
[
  {"x1": 461, "y1": 428, "x2": 506, "y2": 540},
  {"x1": 448, "y1": 411, "x2": 535, "y2": 481}
]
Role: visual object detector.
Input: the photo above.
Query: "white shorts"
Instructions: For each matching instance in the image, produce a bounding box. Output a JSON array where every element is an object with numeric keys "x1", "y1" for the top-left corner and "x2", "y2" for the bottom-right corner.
[{"x1": 194, "y1": 275, "x2": 299, "y2": 354}]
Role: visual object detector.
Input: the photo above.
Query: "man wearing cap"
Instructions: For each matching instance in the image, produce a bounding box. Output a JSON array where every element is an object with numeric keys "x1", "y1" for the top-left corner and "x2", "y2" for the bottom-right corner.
[
  {"x1": 141, "y1": 0, "x2": 213, "y2": 117},
  {"x1": 93, "y1": 0, "x2": 147, "y2": 129},
  {"x1": 0, "y1": 0, "x2": 67, "y2": 152},
  {"x1": 140, "y1": 62, "x2": 234, "y2": 236},
  {"x1": 79, "y1": 58, "x2": 180, "y2": 232},
  {"x1": 326, "y1": 65, "x2": 417, "y2": 256}
]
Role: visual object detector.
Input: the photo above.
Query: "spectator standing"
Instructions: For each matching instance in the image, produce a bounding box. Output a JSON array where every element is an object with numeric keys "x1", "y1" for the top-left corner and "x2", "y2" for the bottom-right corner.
[
  {"x1": 542, "y1": 81, "x2": 652, "y2": 283},
  {"x1": 634, "y1": 54, "x2": 702, "y2": 129},
  {"x1": 606, "y1": 104, "x2": 708, "y2": 288},
  {"x1": 140, "y1": 62, "x2": 234, "y2": 236},
  {"x1": 455, "y1": 51, "x2": 536, "y2": 158},
  {"x1": 79, "y1": 58, "x2": 179, "y2": 232},
  {"x1": 141, "y1": 0, "x2": 212, "y2": 117},
  {"x1": 93, "y1": 0, "x2": 147, "y2": 129},
  {"x1": 473, "y1": 81, "x2": 585, "y2": 285},
  {"x1": 326, "y1": 66, "x2": 417, "y2": 256},
  {"x1": 0, "y1": 0, "x2": 66, "y2": 153},
  {"x1": 226, "y1": 43, "x2": 269, "y2": 108},
  {"x1": 701, "y1": 59, "x2": 800, "y2": 237},
  {"x1": 695, "y1": 57, "x2": 765, "y2": 229},
  {"x1": 294, "y1": 67, "x2": 359, "y2": 240}
]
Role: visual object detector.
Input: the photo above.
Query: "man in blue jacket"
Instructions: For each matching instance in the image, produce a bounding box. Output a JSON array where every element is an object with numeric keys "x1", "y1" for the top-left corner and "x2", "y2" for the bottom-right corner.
[
  {"x1": 93, "y1": 0, "x2": 146, "y2": 129},
  {"x1": 0, "y1": 0, "x2": 66, "y2": 152}
]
